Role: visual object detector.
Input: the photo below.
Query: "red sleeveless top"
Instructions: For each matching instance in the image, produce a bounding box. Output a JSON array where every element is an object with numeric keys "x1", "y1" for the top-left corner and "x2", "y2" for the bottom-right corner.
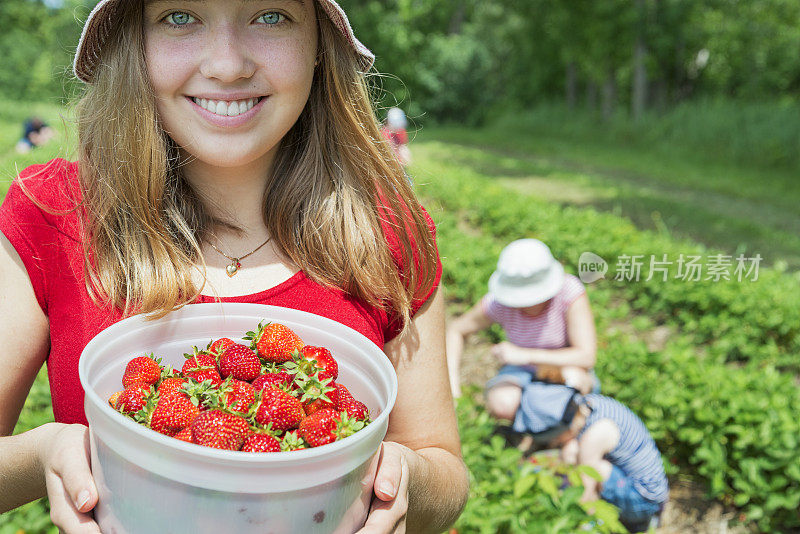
[{"x1": 0, "y1": 159, "x2": 441, "y2": 426}]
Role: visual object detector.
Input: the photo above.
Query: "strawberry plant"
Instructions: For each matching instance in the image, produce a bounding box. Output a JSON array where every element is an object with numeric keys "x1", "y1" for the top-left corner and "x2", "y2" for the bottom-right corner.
[{"x1": 454, "y1": 388, "x2": 625, "y2": 533}]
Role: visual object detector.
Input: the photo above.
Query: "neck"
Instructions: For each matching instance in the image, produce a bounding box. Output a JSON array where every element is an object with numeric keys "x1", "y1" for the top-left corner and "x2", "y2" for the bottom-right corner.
[{"x1": 181, "y1": 150, "x2": 276, "y2": 233}]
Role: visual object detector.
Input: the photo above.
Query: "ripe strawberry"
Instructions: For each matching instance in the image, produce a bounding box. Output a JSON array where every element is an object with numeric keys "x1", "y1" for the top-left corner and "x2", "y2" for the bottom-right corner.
[
  {"x1": 338, "y1": 397, "x2": 370, "y2": 421},
  {"x1": 241, "y1": 432, "x2": 281, "y2": 453},
  {"x1": 280, "y1": 430, "x2": 307, "y2": 451},
  {"x1": 209, "y1": 337, "x2": 236, "y2": 357},
  {"x1": 328, "y1": 382, "x2": 353, "y2": 405},
  {"x1": 298, "y1": 345, "x2": 339, "y2": 382},
  {"x1": 190, "y1": 410, "x2": 250, "y2": 451},
  {"x1": 174, "y1": 425, "x2": 194, "y2": 443},
  {"x1": 216, "y1": 379, "x2": 257, "y2": 414},
  {"x1": 218, "y1": 343, "x2": 261, "y2": 382},
  {"x1": 331, "y1": 382, "x2": 352, "y2": 406},
  {"x1": 252, "y1": 371, "x2": 294, "y2": 393},
  {"x1": 303, "y1": 397, "x2": 336, "y2": 416},
  {"x1": 182, "y1": 351, "x2": 222, "y2": 386},
  {"x1": 116, "y1": 383, "x2": 152, "y2": 414},
  {"x1": 332, "y1": 383, "x2": 369, "y2": 420},
  {"x1": 255, "y1": 387, "x2": 305, "y2": 432},
  {"x1": 244, "y1": 322, "x2": 304, "y2": 364},
  {"x1": 295, "y1": 374, "x2": 334, "y2": 404},
  {"x1": 302, "y1": 381, "x2": 343, "y2": 415},
  {"x1": 122, "y1": 355, "x2": 161, "y2": 388},
  {"x1": 150, "y1": 393, "x2": 201, "y2": 437},
  {"x1": 298, "y1": 408, "x2": 365, "y2": 448},
  {"x1": 108, "y1": 391, "x2": 123, "y2": 409},
  {"x1": 157, "y1": 377, "x2": 186, "y2": 397}
]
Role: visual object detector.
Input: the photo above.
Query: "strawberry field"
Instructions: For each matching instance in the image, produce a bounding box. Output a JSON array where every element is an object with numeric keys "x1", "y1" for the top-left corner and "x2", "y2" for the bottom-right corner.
[{"x1": 412, "y1": 137, "x2": 800, "y2": 533}]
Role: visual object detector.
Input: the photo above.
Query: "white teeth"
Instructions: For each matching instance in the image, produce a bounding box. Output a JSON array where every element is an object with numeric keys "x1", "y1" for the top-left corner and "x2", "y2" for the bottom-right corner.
[{"x1": 193, "y1": 97, "x2": 259, "y2": 117}]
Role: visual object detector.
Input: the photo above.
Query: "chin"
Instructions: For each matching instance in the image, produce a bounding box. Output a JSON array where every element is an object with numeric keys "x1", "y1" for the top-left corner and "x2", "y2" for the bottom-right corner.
[{"x1": 185, "y1": 145, "x2": 275, "y2": 169}]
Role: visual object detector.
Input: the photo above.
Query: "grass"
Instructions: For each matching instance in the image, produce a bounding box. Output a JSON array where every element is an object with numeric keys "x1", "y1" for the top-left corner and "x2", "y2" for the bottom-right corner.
[
  {"x1": 0, "y1": 98, "x2": 76, "y2": 198},
  {"x1": 419, "y1": 122, "x2": 800, "y2": 270}
]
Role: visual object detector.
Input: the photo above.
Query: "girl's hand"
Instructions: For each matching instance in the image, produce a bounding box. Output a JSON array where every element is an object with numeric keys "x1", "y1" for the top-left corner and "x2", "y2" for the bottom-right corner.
[
  {"x1": 491, "y1": 341, "x2": 529, "y2": 366},
  {"x1": 37, "y1": 423, "x2": 100, "y2": 534},
  {"x1": 356, "y1": 441, "x2": 410, "y2": 534}
]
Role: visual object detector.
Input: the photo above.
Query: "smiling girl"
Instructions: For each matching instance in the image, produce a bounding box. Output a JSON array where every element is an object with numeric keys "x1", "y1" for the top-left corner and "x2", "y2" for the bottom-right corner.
[{"x1": 0, "y1": 1, "x2": 468, "y2": 533}]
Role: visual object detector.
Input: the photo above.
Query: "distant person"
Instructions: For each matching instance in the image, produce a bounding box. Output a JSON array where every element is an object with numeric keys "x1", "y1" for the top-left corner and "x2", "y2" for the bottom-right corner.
[
  {"x1": 381, "y1": 107, "x2": 412, "y2": 167},
  {"x1": 15, "y1": 117, "x2": 55, "y2": 154},
  {"x1": 519, "y1": 382, "x2": 669, "y2": 533},
  {"x1": 446, "y1": 238, "x2": 599, "y2": 405}
]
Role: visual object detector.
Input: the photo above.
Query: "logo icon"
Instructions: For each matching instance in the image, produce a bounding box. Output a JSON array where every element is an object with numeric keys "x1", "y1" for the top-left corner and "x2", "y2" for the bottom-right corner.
[{"x1": 579, "y1": 252, "x2": 607, "y2": 284}]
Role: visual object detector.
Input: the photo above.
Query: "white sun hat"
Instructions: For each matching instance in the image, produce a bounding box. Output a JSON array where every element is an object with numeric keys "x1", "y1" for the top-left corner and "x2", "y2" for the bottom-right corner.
[
  {"x1": 386, "y1": 107, "x2": 407, "y2": 129},
  {"x1": 488, "y1": 239, "x2": 565, "y2": 308}
]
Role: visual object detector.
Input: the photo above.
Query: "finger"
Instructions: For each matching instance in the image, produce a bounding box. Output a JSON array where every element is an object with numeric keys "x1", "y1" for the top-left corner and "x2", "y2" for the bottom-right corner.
[
  {"x1": 54, "y1": 429, "x2": 98, "y2": 513},
  {"x1": 46, "y1": 471, "x2": 101, "y2": 534},
  {"x1": 358, "y1": 456, "x2": 409, "y2": 534},
  {"x1": 372, "y1": 444, "x2": 403, "y2": 502}
]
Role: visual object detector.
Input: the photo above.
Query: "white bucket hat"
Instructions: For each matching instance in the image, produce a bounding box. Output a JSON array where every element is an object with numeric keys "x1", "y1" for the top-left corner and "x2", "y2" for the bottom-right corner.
[
  {"x1": 73, "y1": 0, "x2": 375, "y2": 84},
  {"x1": 488, "y1": 239, "x2": 565, "y2": 308},
  {"x1": 386, "y1": 107, "x2": 407, "y2": 129}
]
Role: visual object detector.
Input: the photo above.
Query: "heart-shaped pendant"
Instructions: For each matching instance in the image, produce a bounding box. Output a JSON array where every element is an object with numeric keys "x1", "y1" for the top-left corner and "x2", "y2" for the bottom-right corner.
[{"x1": 226, "y1": 261, "x2": 241, "y2": 277}]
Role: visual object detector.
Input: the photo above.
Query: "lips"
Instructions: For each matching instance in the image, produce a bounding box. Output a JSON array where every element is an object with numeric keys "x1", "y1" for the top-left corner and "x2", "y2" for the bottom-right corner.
[
  {"x1": 187, "y1": 95, "x2": 269, "y2": 127},
  {"x1": 191, "y1": 97, "x2": 264, "y2": 117}
]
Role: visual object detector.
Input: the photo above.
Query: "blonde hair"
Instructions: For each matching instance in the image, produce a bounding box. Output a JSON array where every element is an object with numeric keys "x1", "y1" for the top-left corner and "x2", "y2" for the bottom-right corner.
[{"x1": 71, "y1": 1, "x2": 437, "y2": 333}]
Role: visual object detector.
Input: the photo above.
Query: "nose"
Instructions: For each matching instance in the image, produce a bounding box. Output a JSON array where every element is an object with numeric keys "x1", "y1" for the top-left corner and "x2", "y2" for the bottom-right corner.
[{"x1": 199, "y1": 25, "x2": 257, "y2": 82}]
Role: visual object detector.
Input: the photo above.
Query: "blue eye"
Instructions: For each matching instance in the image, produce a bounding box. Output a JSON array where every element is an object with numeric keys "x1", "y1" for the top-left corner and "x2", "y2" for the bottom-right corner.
[
  {"x1": 257, "y1": 12, "x2": 285, "y2": 25},
  {"x1": 165, "y1": 12, "x2": 195, "y2": 26}
]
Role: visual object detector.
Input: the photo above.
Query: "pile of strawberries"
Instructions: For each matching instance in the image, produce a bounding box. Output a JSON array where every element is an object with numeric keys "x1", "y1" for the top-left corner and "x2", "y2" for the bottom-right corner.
[{"x1": 107, "y1": 322, "x2": 370, "y2": 452}]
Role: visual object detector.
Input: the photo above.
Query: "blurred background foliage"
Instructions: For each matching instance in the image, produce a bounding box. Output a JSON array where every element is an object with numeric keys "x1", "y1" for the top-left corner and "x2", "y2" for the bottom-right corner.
[
  {"x1": 351, "y1": 0, "x2": 800, "y2": 117},
  {"x1": 6, "y1": 0, "x2": 800, "y2": 171}
]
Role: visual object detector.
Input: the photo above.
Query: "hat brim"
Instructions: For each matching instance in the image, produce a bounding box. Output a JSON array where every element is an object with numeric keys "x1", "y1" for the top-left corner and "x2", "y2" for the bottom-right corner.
[
  {"x1": 73, "y1": 0, "x2": 375, "y2": 84},
  {"x1": 488, "y1": 262, "x2": 565, "y2": 308}
]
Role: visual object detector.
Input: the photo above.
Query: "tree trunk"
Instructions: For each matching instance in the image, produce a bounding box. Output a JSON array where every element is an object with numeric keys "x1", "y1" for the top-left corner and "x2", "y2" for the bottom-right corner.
[
  {"x1": 566, "y1": 62, "x2": 578, "y2": 109},
  {"x1": 653, "y1": 78, "x2": 667, "y2": 112},
  {"x1": 586, "y1": 81, "x2": 598, "y2": 113},
  {"x1": 448, "y1": 2, "x2": 466, "y2": 35},
  {"x1": 632, "y1": 0, "x2": 648, "y2": 121},
  {"x1": 673, "y1": 36, "x2": 686, "y2": 103},
  {"x1": 602, "y1": 68, "x2": 617, "y2": 121}
]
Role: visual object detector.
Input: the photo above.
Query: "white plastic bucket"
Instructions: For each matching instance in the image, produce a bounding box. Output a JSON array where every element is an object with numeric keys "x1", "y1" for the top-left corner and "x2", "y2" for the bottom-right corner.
[{"x1": 79, "y1": 303, "x2": 398, "y2": 534}]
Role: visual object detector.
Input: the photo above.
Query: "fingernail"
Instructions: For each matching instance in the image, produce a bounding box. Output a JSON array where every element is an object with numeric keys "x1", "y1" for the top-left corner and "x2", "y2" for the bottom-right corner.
[
  {"x1": 76, "y1": 489, "x2": 90, "y2": 510},
  {"x1": 379, "y1": 481, "x2": 395, "y2": 497}
]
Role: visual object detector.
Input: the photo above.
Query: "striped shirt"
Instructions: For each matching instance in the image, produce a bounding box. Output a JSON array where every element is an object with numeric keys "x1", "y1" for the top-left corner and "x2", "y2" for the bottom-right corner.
[
  {"x1": 481, "y1": 274, "x2": 586, "y2": 350},
  {"x1": 580, "y1": 394, "x2": 670, "y2": 503}
]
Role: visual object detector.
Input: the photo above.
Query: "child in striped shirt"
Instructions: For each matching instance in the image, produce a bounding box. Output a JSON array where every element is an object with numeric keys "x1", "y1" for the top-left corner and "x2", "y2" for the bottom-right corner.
[{"x1": 520, "y1": 382, "x2": 669, "y2": 532}]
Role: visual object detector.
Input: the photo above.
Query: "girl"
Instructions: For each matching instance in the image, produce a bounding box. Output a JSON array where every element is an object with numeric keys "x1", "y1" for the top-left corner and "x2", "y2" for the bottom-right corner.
[
  {"x1": 446, "y1": 239, "x2": 598, "y2": 420},
  {"x1": 0, "y1": 1, "x2": 468, "y2": 533}
]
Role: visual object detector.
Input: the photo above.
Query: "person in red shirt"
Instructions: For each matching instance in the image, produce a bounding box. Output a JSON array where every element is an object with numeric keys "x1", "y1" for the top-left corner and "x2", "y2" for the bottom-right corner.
[
  {"x1": 0, "y1": 2, "x2": 467, "y2": 533},
  {"x1": 380, "y1": 107, "x2": 412, "y2": 167}
]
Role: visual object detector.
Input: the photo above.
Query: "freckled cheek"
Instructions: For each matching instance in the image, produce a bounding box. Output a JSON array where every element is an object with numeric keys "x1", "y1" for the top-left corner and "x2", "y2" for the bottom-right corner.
[
  {"x1": 145, "y1": 40, "x2": 195, "y2": 94},
  {"x1": 259, "y1": 41, "x2": 315, "y2": 95}
]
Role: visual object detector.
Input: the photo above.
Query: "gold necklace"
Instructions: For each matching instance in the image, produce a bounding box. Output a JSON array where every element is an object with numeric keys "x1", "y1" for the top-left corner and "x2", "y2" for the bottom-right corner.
[{"x1": 208, "y1": 237, "x2": 272, "y2": 277}]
